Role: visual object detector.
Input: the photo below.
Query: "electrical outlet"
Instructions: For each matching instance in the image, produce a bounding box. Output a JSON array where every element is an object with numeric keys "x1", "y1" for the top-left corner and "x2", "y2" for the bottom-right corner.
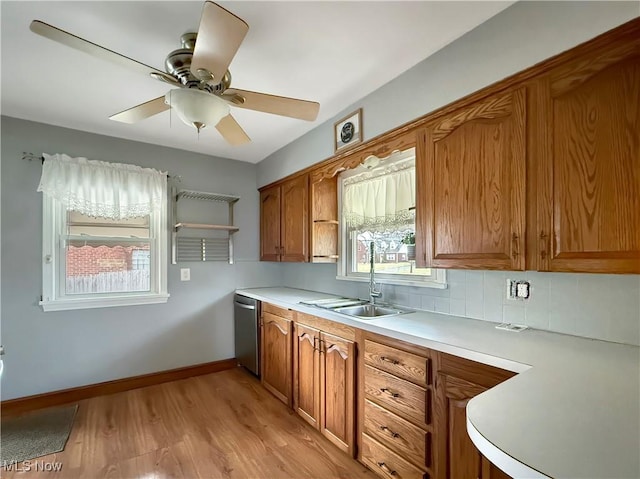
[
  {"x1": 516, "y1": 281, "x2": 530, "y2": 299},
  {"x1": 180, "y1": 268, "x2": 190, "y2": 281}
]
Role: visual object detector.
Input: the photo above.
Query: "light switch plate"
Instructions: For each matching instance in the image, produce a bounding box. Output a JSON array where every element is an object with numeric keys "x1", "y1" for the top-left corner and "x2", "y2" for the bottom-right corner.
[{"x1": 180, "y1": 268, "x2": 190, "y2": 281}]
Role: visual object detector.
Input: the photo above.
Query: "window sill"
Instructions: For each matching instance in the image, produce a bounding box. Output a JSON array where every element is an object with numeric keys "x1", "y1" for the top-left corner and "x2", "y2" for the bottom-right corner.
[
  {"x1": 335, "y1": 275, "x2": 447, "y2": 289},
  {"x1": 40, "y1": 293, "x2": 170, "y2": 312}
]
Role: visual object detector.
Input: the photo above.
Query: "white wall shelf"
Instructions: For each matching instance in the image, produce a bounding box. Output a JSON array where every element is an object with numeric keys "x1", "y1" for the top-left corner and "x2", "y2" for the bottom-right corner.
[{"x1": 172, "y1": 189, "x2": 240, "y2": 264}]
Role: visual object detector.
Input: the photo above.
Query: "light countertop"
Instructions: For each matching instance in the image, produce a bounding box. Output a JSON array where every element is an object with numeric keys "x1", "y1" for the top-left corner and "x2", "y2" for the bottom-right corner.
[{"x1": 236, "y1": 287, "x2": 640, "y2": 479}]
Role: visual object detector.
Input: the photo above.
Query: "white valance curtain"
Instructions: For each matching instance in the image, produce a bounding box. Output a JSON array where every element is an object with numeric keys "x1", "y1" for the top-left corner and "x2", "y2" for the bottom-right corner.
[
  {"x1": 342, "y1": 160, "x2": 415, "y2": 231},
  {"x1": 37, "y1": 153, "x2": 166, "y2": 219}
]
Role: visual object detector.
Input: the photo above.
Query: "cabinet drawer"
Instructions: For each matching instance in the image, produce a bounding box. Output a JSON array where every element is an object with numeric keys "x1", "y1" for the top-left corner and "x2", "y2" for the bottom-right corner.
[
  {"x1": 362, "y1": 433, "x2": 428, "y2": 479},
  {"x1": 365, "y1": 340, "x2": 430, "y2": 386},
  {"x1": 262, "y1": 302, "x2": 294, "y2": 320},
  {"x1": 364, "y1": 399, "x2": 431, "y2": 469},
  {"x1": 365, "y1": 365, "x2": 430, "y2": 428}
]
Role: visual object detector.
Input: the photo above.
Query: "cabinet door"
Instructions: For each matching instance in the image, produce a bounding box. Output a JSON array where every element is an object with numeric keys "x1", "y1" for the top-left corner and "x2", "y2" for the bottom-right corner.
[
  {"x1": 420, "y1": 88, "x2": 526, "y2": 270},
  {"x1": 260, "y1": 312, "x2": 292, "y2": 406},
  {"x1": 320, "y1": 331, "x2": 355, "y2": 456},
  {"x1": 435, "y1": 373, "x2": 487, "y2": 479},
  {"x1": 293, "y1": 323, "x2": 320, "y2": 428},
  {"x1": 260, "y1": 186, "x2": 281, "y2": 262},
  {"x1": 281, "y1": 175, "x2": 309, "y2": 262},
  {"x1": 535, "y1": 43, "x2": 640, "y2": 273}
]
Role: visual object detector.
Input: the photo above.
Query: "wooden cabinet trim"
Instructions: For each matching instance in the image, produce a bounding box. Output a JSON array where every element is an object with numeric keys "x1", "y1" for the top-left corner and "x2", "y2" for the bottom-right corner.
[
  {"x1": 296, "y1": 311, "x2": 356, "y2": 341},
  {"x1": 262, "y1": 302, "x2": 294, "y2": 320}
]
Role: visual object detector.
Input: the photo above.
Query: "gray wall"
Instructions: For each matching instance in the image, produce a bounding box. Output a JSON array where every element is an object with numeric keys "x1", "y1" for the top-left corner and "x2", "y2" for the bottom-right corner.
[
  {"x1": 257, "y1": 1, "x2": 640, "y2": 186},
  {"x1": 1, "y1": 117, "x2": 282, "y2": 400},
  {"x1": 261, "y1": 1, "x2": 640, "y2": 346}
]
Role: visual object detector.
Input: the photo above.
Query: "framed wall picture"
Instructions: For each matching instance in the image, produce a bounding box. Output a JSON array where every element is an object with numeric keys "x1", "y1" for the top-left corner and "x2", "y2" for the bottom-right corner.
[{"x1": 334, "y1": 109, "x2": 362, "y2": 152}]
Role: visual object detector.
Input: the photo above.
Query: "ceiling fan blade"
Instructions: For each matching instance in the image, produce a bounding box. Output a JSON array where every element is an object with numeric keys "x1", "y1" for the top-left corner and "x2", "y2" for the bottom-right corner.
[
  {"x1": 216, "y1": 114, "x2": 251, "y2": 146},
  {"x1": 225, "y1": 89, "x2": 320, "y2": 121},
  {"x1": 191, "y1": 2, "x2": 248, "y2": 83},
  {"x1": 30, "y1": 20, "x2": 165, "y2": 78},
  {"x1": 109, "y1": 96, "x2": 170, "y2": 124}
]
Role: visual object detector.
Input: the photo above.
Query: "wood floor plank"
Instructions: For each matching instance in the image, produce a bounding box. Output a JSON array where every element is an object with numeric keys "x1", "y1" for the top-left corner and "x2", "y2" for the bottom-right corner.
[{"x1": 1, "y1": 368, "x2": 372, "y2": 479}]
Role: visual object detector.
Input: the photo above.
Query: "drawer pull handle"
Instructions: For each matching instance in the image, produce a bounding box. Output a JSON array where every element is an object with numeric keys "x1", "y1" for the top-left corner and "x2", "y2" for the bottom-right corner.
[
  {"x1": 380, "y1": 388, "x2": 400, "y2": 398},
  {"x1": 380, "y1": 356, "x2": 400, "y2": 365},
  {"x1": 377, "y1": 462, "x2": 397, "y2": 476},
  {"x1": 380, "y1": 425, "x2": 400, "y2": 438}
]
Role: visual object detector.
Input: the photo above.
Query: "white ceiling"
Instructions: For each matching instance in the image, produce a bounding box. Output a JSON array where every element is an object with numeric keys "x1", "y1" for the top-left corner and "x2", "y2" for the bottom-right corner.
[{"x1": 1, "y1": 1, "x2": 513, "y2": 164}]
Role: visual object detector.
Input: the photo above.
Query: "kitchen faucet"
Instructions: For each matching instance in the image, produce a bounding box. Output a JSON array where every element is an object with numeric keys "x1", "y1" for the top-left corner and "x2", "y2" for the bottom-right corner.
[{"x1": 369, "y1": 241, "x2": 382, "y2": 305}]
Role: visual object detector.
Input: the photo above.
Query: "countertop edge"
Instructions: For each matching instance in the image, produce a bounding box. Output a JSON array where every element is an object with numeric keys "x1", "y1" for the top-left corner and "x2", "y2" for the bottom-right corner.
[{"x1": 466, "y1": 416, "x2": 549, "y2": 479}]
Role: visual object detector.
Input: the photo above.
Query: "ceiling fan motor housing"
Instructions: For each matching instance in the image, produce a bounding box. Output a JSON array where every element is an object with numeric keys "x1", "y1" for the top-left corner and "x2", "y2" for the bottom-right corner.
[{"x1": 164, "y1": 33, "x2": 229, "y2": 93}]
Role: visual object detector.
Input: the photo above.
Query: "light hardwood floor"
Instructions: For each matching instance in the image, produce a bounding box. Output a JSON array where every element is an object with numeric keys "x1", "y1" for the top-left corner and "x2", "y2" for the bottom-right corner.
[{"x1": 2, "y1": 368, "x2": 373, "y2": 479}]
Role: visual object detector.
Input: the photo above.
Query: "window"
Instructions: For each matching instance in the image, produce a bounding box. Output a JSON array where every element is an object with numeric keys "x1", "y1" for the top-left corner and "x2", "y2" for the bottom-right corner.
[
  {"x1": 338, "y1": 148, "x2": 446, "y2": 288},
  {"x1": 39, "y1": 154, "x2": 169, "y2": 311}
]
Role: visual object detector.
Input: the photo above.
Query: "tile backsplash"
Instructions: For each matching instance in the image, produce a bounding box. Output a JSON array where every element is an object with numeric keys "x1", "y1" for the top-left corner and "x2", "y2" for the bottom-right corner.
[{"x1": 281, "y1": 264, "x2": 640, "y2": 346}]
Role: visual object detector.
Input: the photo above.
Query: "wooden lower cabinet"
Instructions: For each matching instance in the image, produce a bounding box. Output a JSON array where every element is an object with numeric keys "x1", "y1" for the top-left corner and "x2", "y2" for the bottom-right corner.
[
  {"x1": 434, "y1": 354, "x2": 516, "y2": 479},
  {"x1": 260, "y1": 310, "x2": 292, "y2": 406},
  {"x1": 261, "y1": 304, "x2": 515, "y2": 478},
  {"x1": 292, "y1": 316, "x2": 356, "y2": 456},
  {"x1": 362, "y1": 336, "x2": 434, "y2": 479}
]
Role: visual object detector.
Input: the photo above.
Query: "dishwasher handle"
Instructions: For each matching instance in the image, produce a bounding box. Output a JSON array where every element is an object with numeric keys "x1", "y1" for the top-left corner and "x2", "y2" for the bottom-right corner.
[{"x1": 234, "y1": 301, "x2": 256, "y2": 310}]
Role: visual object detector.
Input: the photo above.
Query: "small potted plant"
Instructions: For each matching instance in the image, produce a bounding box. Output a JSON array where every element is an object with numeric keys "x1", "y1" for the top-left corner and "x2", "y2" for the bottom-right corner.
[{"x1": 402, "y1": 232, "x2": 416, "y2": 261}]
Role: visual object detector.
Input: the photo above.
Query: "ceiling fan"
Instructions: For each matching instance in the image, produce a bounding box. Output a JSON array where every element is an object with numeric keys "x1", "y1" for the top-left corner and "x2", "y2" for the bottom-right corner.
[{"x1": 30, "y1": 1, "x2": 320, "y2": 146}]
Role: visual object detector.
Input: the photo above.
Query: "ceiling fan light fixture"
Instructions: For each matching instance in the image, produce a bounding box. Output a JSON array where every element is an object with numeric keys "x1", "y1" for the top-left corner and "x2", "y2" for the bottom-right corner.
[{"x1": 165, "y1": 88, "x2": 229, "y2": 132}]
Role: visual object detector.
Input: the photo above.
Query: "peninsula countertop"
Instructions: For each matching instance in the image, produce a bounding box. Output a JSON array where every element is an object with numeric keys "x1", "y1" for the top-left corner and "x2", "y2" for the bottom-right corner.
[{"x1": 236, "y1": 286, "x2": 640, "y2": 479}]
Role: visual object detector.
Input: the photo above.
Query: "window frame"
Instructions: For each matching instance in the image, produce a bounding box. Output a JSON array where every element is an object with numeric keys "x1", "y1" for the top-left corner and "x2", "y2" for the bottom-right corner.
[
  {"x1": 336, "y1": 152, "x2": 447, "y2": 289},
  {"x1": 40, "y1": 194, "x2": 169, "y2": 311}
]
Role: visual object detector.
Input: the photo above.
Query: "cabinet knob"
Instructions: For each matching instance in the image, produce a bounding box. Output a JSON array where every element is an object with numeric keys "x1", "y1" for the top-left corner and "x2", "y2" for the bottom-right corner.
[{"x1": 376, "y1": 462, "x2": 397, "y2": 476}]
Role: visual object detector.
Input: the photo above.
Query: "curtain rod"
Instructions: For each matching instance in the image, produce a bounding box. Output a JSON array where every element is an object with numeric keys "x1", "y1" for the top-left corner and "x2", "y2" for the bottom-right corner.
[{"x1": 21, "y1": 152, "x2": 181, "y2": 181}]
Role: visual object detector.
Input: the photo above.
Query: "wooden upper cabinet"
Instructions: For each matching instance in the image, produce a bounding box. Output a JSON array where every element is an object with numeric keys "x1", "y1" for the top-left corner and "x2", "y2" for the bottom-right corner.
[
  {"x1": 260, "y1": 311, "x2": 292, "y2": 406},
  {"x1": 534, "y1": 41, "x2": 640, "y2": 273},
  {"x1": 260, "y1": 186, "x2": 281, "y2": 261},
  {"x1": 281, "y1": 175, "x2": 309, "y2": 262},
  {"x1": 418, "y1": 87, "x2": 527, "y2": 270},
  {"x1": 259, "y1": 174, "x2": 309, "y2": 262}
]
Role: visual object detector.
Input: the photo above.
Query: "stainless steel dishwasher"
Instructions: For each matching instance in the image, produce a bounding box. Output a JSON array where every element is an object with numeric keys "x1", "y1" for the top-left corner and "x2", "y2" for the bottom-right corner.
[{"x1": 234, "y1": 293, "x2": 260, "y2": 376}]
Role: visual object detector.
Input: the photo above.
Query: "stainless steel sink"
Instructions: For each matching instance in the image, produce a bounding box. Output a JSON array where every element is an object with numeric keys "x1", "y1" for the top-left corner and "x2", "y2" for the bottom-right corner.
[{"x1": 332, "y1": 303, "x2": 413, "y2": 319}]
